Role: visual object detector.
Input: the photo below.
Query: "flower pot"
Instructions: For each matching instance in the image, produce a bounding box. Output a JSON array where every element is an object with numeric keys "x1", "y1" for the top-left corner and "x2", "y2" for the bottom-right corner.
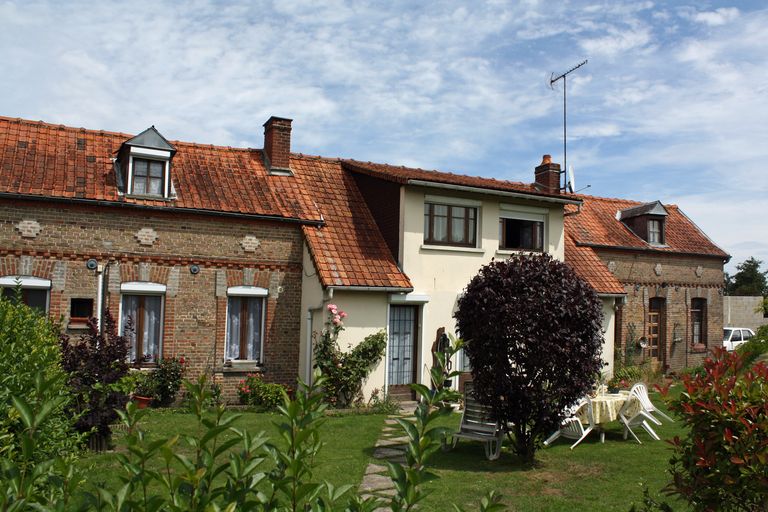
[{"x1": 132, "y1": 395, "x2": 152, "y2": 409}]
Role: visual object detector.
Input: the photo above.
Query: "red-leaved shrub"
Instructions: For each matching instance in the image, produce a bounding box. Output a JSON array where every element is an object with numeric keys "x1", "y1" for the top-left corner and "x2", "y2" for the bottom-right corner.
[{"x1": 661, "y1": 348, "x2": 768, "y2": 511}]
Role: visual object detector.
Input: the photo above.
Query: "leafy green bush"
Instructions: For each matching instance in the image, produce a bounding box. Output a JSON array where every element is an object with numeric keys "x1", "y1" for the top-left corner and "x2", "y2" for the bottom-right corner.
[
  {"x1": 0, "y1": 291, "x2": 79, "y2": 462},
  {"x1": 60, "y1": 311, "x2": 129, "y2": 449},
  {"x1": 151, "y1": 356, "x2": 187, "y2": 406},
  {"x1": 313, "y1": 305, "x2": 387, "y2": 408},
  {"x1": 368, "y1": 388, "x2": 401, "y2": 415},
  {"x1": 756, "y1": 323, "x2": 768, "y2": 340},
  {"x1": 1, "y1": 343, "x2": 504, "y2": 511},
  {"x1": 237, "y1": 372, "x2": 286, "y2": 410},
  {"x1": 660, "y1": 348, "x2": 768, "y2": 511},
  {"x1": 736, "y1": 336, "x2": 768, "y2": 367},
  {"x1": 613, "y1": 364, "x2": 644, "y2": 383}
]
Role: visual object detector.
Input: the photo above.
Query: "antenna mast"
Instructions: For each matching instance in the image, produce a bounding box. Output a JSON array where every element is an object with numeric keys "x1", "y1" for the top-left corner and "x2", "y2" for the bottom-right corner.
[{"x1": 550, "y1": 59, "x2": 587, "y2": 190}]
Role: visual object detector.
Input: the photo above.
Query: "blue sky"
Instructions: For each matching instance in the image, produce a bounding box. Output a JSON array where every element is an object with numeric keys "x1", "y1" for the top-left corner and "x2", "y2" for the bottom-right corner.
[{"x1": 1, "y1": 0, "x2": 765, "y2": 273}]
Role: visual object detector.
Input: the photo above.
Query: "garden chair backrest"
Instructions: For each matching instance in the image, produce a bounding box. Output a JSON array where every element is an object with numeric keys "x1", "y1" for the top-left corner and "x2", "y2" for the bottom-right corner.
[
  {"x1": 629, "y1": 383, "x2": 655, "y2": 411},
  {"x1": 461, "y1": 382, "x2": 501, "y2": 437}
]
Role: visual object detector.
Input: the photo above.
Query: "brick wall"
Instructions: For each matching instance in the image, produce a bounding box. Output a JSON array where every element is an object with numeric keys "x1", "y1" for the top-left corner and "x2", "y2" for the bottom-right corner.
[
  {"x1": 597, "y1": 249, "x2": 725, "y2": 372},
  {"x1": 0, "y1": 199, "x2": 305, "y2": 402}
]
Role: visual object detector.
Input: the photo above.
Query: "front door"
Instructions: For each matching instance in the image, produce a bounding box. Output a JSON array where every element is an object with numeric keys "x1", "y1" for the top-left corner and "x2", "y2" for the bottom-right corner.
[
  {"x1": 648, "y1": 298, "x2": 665, "y2": 365},
  {"x1": 388, "y1": 305, "x2": 418, "y2": 400}
]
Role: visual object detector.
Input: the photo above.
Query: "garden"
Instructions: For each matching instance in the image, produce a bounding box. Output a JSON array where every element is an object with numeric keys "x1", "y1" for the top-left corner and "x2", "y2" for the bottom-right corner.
[{"x1": 1, "y1": 255, "x2": 767, "y2": 511}]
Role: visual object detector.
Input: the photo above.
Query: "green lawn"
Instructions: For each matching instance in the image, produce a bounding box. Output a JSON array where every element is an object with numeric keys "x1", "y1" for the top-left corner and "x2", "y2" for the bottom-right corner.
[{"x1": 78, "y1": 393, "x2": 687, "y2": 511}]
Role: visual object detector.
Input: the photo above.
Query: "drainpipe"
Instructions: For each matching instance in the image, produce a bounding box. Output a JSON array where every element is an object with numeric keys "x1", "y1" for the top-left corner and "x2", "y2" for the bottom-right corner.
[{"x1": 95, "y1": 263, "x2": 104, "y2": 332}]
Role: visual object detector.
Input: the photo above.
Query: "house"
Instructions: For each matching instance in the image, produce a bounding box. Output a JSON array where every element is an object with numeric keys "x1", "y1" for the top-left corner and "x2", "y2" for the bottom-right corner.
[
  {"x1": 5, "y1": 112, "x2": 717, "y2": 403},
  {"x1": 564, "y1": 195, "x2": 730, "y2": 373},
  {"x1": 302, "y1": 156, "x2": 630, "y2": 398}
]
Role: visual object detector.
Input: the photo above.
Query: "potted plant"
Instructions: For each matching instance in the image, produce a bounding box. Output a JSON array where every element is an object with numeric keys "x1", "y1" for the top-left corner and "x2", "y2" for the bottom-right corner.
[{"x1": 131, "y1": 371, "x2": 156, "y2": 409}]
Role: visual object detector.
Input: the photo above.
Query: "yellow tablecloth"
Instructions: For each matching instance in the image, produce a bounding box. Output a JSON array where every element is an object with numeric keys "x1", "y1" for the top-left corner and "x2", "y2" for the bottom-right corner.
[{"x1": 578, "y1": 392, "x2": 638, "y2": 425}]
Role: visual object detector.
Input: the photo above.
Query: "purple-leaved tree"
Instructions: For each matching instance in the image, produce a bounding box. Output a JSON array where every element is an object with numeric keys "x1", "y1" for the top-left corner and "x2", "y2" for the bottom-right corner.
[{"x1": 455, "y1": 253, "x2": 604, "y2": 463}]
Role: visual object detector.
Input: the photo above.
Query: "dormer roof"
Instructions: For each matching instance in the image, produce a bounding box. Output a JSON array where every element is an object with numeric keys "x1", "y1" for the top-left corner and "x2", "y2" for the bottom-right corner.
[
  {"x1": 617, "y1": 200, "x2": 667, "y2": 220},
  {"x1": 123, "y1": 126, "x2": 176, "y2": 154}
]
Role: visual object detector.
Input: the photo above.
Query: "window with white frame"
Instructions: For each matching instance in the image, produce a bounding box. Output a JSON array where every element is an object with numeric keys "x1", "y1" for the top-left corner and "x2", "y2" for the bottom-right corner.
[
  {"x1": 120, "y1": 282, "x2": 165, "y2": 366},
  {"x1": 498, "y1": 205, "x2": 547, "y2": 252},
  {"x1": 226, "y1": 287, "x2": 267, "y2": 362},
  {"x1": 648, "y1": 219, "x2": 664, "y2": 244},
  {"x1": 0, "y1": 276, "x2": 50, "y2": 313}
]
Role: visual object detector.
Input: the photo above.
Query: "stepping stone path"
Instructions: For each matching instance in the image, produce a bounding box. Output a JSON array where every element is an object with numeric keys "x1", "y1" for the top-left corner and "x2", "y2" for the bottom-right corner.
[{"x1": 359, "y1": 401, "x2": 418, "y2": 506}]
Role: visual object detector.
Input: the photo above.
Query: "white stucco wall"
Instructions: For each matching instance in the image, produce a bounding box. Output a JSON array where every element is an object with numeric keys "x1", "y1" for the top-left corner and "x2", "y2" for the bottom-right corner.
[
  {"x1": 601, "y1": 296, "x2": 616, "y2": 377},
  {"x1": 399, "y1": 186, "x2": 567, "y2": 386},
  {"x1": 299, "y1": 243, "x2": 390, "y2": 399}
]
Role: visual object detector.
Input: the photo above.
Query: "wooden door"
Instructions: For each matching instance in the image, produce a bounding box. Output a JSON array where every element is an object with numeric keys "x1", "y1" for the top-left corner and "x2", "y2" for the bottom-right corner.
[
  {"x1": 388, "y1": 305, "x2": 418, "y2": 399},
  {"x1": 648, "y1": 298, "x2": 665, "y2": 364}
]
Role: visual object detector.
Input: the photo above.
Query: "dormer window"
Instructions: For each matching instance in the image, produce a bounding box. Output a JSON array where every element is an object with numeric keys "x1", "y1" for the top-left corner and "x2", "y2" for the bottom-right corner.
[
  {"x1": 116, "y1": 126, "x2": 176, "y2": 199},
  {"x1": 648, "y1": 219, "x2": 663, "y2": 244},
  {"x1": 618, "y1": 201, "x2": 668, "y2": 246}
]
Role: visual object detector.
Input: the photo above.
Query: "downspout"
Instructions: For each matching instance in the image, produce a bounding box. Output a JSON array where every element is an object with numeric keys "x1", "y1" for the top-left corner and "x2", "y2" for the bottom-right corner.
[{"x1": 95, "y1": 263, "x2": 105, "y2": 333}]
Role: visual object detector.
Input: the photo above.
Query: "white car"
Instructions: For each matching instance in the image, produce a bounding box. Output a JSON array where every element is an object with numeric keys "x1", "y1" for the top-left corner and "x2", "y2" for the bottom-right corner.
[{"x1": 723, "y1": 327, "x2": 755, "y2": 352}]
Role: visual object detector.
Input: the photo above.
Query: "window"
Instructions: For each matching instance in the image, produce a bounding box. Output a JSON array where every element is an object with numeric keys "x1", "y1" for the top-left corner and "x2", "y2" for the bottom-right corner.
[
  {"x1": 69, "y1": 298, "x2": 94, "y2": 324},
  {"x1": 742, "y1": 329, "x2": 753, "y2": 341},
  {"x1": 121, "y1": 294, "x2": 163, "y2": 365},
  {"x1": 0, "y1": 276, "x2": 50, "y2": 313},
  {"x1": 131, "y1": 158, "x2": 165, "y2": 196},
  {"x1": 691, "y1": 298, "x2": 706, "y2": 345},
  {"x1": 499, "y1": 218, "x2": 544, "y2": 251},
  {"x1": 423, "y1": 203, "x2": 477, "y2": 246},
  {"x1": 226, "y1": 296, "x2": 265, "y2": 361},
  {"x1": 648, "y1": 219, "x2": 663, "y2": 244}
]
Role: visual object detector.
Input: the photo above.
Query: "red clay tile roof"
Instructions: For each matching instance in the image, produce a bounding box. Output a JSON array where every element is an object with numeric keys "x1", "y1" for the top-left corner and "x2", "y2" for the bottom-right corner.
[
  {"x1": 292, "y1": 156, "x2": 412, "y2": 289},
  {"x1": 0, "y1": 116, "x2": 321, "y2": 221},
  {"x1": 565, "y1": 195, "x2": 729, "y2": 259},
  {"x1": 342, "y1": 159, "x2": 574, "y2": 201},
  {"x1": 0, "y1": 116, "x2": 411, "y2": 290},
  {"x1": 564, "y1": 234, "x2": 625, "y2": 295}
]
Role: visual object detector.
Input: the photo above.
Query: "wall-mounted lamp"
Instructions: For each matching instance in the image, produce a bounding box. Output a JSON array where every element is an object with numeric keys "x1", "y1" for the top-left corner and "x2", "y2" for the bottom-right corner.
[
  {"x1": 85, "y1": 258, "x2": 98, "y2": 270},
  {"x1": 189, "y1": 264, "x2": 200, "y2": 275}
]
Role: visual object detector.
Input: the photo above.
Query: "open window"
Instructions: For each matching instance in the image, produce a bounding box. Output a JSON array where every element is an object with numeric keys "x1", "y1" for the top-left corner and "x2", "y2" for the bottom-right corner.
[
  {"x1": 0, "y1": 276, "x2": 50, "y2": 313},
  {"x1": 116, "y1": 126, "x2": 176, "y2": 199},
  {"x1": 498, "y1": 205, "x2": 547, "y2": 252},
  {"x1": 226, "y1": 286, "x2": 267, "y2": 363}
]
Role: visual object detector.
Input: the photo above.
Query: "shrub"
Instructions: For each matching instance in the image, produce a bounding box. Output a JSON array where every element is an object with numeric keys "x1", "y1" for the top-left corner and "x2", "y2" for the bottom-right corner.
[
  {"x1": 0, "y1": 291, "x2": 79, "y2": 462},
  {"x1": 661, "y1": 348, "x2": 768, "y2": 511},
  {"x1": 368, "y1": 388, "x2": 401, "y2": 415},
  {"x1": 455, "y1": 253, "x2": 604, "y2": 463},
  {"x1": 151, "y1": 356, "x2": 187, "y2": 406},
  {"x1": 60, "y1": 311, "x2": 129, "y2": 449},
  {"x1": 735, "y1": 336, "x2": 768, "y2": 367},
  {"x1": 237, "y1": 373, "x2": 286, "y2": 410},
  {"x1": 313, "y1": 304, "x2": 387, "y2": 408}
]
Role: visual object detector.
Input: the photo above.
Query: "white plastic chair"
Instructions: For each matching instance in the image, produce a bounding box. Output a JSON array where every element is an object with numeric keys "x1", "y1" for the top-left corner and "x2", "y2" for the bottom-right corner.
[
  {"x1": 618, "y1": 395, "x2": 661, "y2": 444},
  {"x1": 543, "y1": 397, "x2": 596, "y2": 450},
  {"x1": 629, "y1": 383, "x2": 674, "y2": 423}
]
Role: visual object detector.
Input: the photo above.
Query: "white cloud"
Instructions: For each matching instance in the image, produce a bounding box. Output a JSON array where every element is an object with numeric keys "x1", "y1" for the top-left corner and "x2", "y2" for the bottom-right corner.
[{"x1": 691, "y1": 7, "x2": 740, "y2": 26}]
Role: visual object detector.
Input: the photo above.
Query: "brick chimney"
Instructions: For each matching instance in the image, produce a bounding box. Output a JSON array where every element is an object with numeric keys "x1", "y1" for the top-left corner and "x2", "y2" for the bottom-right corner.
[
  {"x1": 534, "y1": 154, "x2": 561, "y2": 194},
  {"x1": 263, "y1": 116, "x2": 292, "y2": 175}
]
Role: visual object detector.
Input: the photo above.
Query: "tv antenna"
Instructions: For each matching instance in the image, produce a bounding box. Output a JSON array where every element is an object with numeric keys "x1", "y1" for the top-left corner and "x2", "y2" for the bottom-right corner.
[{"x1": 550, "y1": 59, "x2": 587, "y2": 191}]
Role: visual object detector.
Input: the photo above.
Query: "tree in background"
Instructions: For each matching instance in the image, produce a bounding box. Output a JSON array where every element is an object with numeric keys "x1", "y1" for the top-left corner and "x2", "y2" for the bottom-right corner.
[
  {"x1": 455, "y1": 254, "x2": 604, "y2": 464},
  {"x1": 726, "y1": 257, "x2": 767, "y2": 296}
]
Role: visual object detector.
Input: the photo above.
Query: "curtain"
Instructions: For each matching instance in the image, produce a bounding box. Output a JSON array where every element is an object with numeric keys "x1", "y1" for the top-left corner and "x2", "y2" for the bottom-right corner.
[
  {"x1": 227, "y1": 297, "x2": 242, "y2": 360},
  {"x1": 143, "y1": 296, "x2": 162, "y2": 362},
  {"x1": 121, "y1": 295, "x2": 139, "y2": 363}
]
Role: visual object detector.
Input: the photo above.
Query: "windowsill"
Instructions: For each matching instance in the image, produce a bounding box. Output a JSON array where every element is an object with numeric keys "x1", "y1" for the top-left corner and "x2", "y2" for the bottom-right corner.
[
  {"x1": 691, "y1": 344, "x2": 707, "y2": 353},
  {"x1": 647, "y1": 243, "x2": 669, "y2": 248},
  {"x1": 222, "y1": 360, "x2": 264, "y2": 373},
  {"x1": 420, "y1": 244, "x2": 485, "y2": 254},
  {"x1": 67, "y1": 322, "x2": 90, "y2": 330},
  {"x1": 496, "y1": 249, "x2": 545, "y2": 256},
  {"x1": 125, "y1": 193, "x2": 175, "y2": 202}
]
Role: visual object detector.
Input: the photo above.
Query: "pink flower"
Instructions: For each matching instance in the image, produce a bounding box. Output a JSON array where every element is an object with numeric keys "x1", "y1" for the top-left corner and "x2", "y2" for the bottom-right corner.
[
  {"x1": 327, "y1": 303, "x2": 338, "y2": 312},
  {"x1": 340, "y1": 311, "x2": 348, "y2": 318}
]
